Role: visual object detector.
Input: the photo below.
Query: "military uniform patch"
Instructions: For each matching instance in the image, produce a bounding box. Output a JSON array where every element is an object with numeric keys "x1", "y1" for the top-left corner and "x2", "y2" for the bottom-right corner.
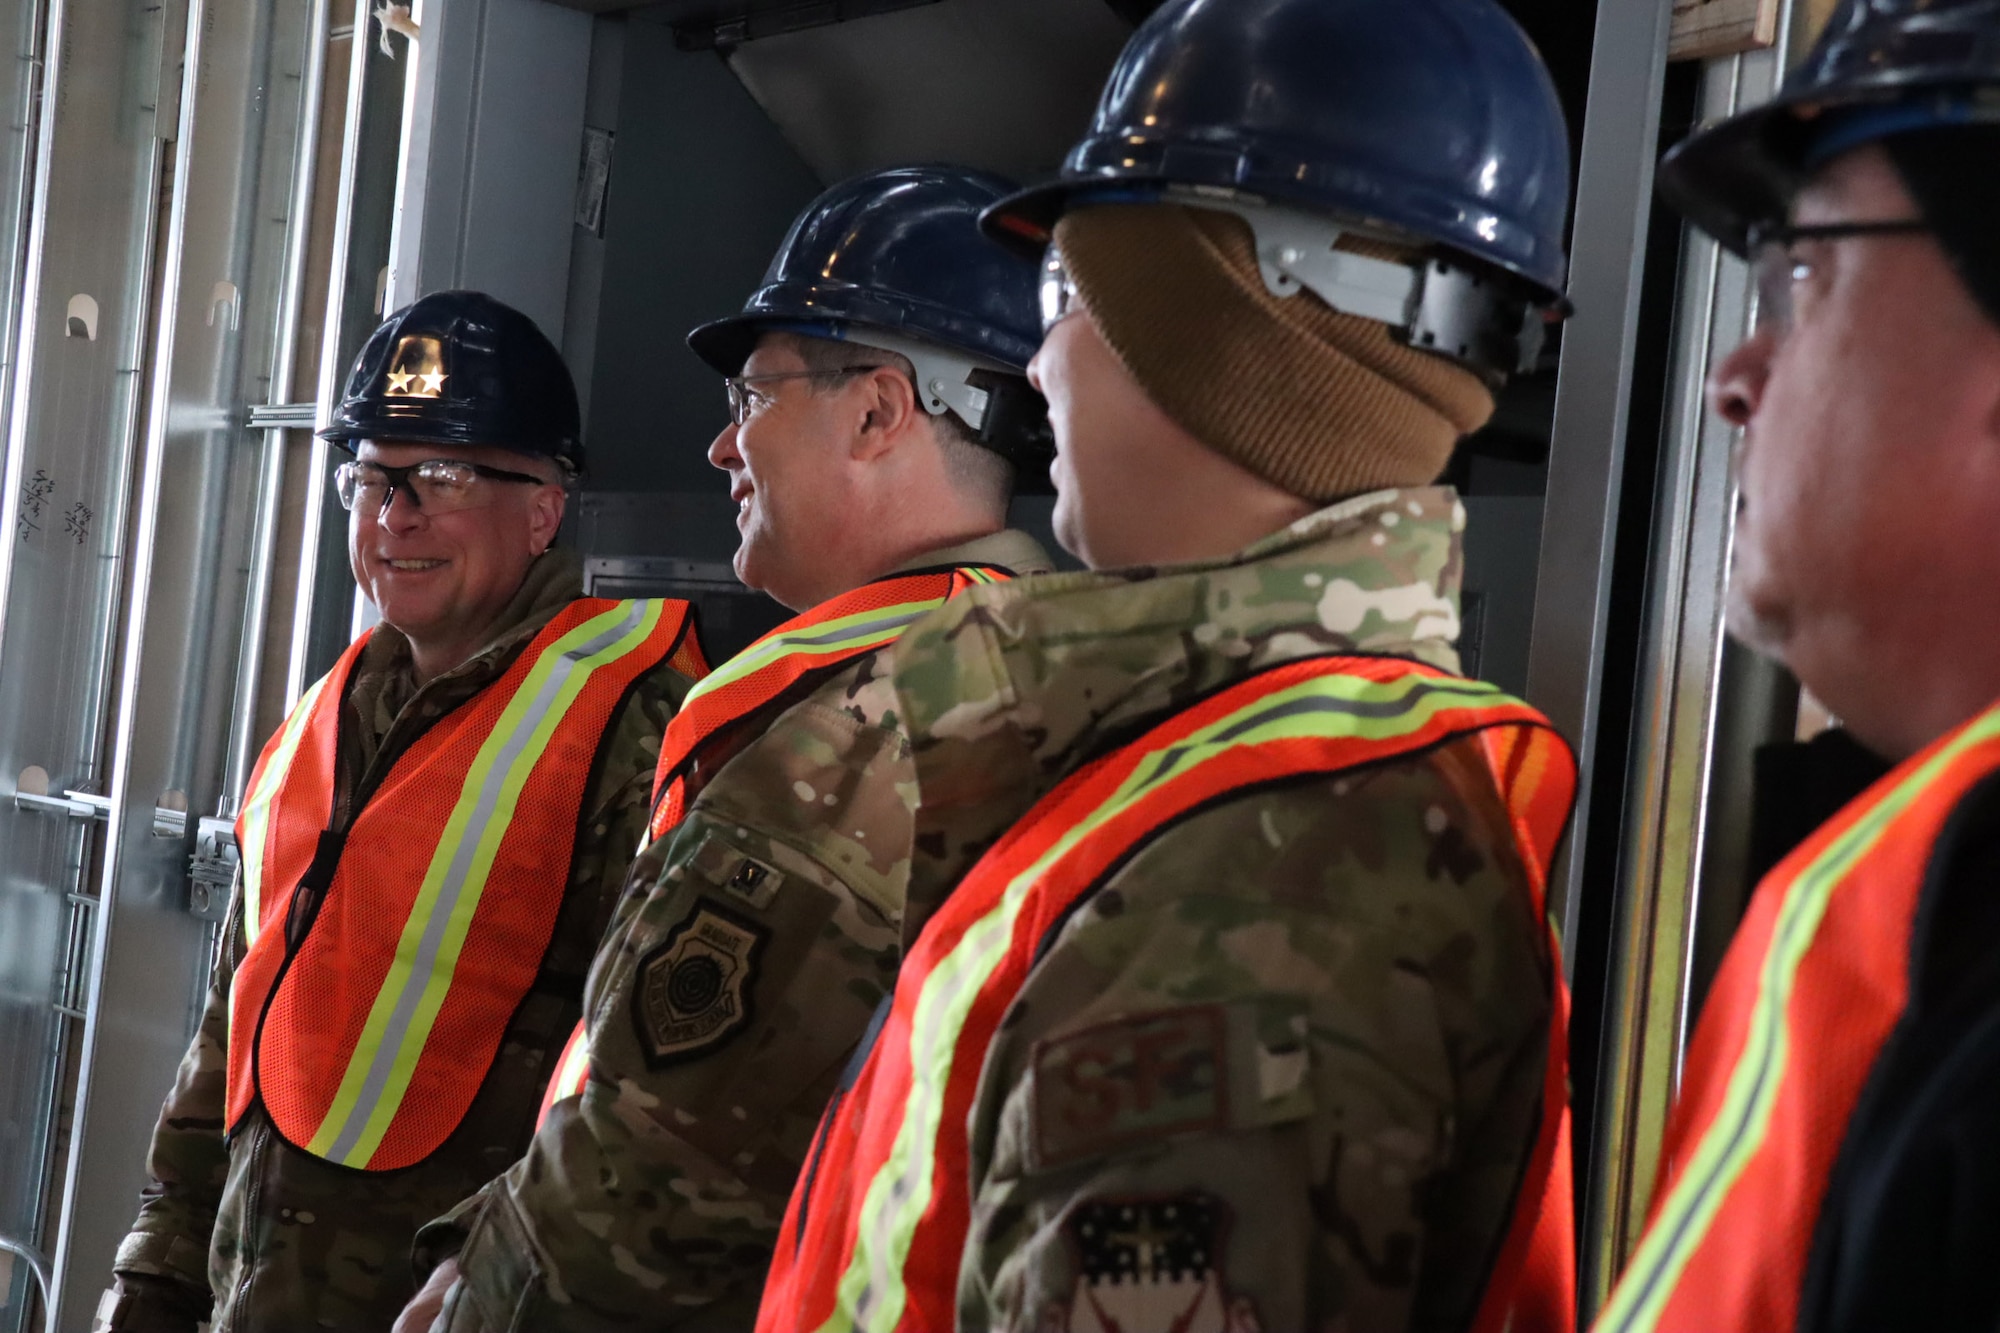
[
  {"x1": 632, "y1": 900, "x2": 767, "y2": 1066},
  {"x1": 1054, "y1": 1194, "x2": 1260, "y2": 1333},
  {"x1": 1031, "y1": 1006, "x2": 1228, "y2": 1170}
]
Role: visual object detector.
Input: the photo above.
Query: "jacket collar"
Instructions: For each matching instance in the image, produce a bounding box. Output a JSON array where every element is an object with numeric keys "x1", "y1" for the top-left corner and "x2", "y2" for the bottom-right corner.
[
  {"x1": 888, "y1": 485, "x2": 1465, "y2": 930},
  {"x1": 888, "y1": 526, "x2": 1055, "y2": 578}
]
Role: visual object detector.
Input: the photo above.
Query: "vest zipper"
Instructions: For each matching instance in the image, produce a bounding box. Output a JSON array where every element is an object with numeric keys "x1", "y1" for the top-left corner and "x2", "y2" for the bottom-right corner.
[
  {"x1": 225, "y1": 1116, "x2": 272, "y2": 1332},
  {"x1": 283, "y1": 828, "x2": 350, "y2": 951}
]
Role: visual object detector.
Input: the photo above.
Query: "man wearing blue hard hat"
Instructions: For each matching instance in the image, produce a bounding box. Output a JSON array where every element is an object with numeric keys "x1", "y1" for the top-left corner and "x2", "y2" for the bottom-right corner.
[
  {"x1": 397, "y1": 166, "x2": 1054, "y2": 1332},
  {"x1": 1596, "y1": 2, "x2": 2000, "y2": 1331},
  {"x1": 751, "y1": 2, "x2": 1581, "y2": 1332},
  {"x1": 105, "y1": 293, "x2": 710, "y2": 1333}
]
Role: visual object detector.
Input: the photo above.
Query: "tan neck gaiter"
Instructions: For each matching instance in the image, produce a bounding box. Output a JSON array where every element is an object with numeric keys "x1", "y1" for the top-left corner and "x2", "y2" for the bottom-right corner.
[{"x1": 1053, "y1": 203, "x2": 1496, "y2": 503}]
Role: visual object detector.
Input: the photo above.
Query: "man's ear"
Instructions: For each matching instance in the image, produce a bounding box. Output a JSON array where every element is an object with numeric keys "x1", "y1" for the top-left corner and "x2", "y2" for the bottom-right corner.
[
  {"x1": 528, "y1": 483, "x2": 566, "y2": 554},
  {"x1": 852, "y1": 366, "x2": 920, "y2": 461}
]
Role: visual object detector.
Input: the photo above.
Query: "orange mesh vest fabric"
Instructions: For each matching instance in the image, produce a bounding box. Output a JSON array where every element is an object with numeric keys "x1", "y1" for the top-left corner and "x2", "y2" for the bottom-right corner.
[
  {"x1": 1596, "y1": 702, "x2": 2000, "y2": 1333},
  {"x1": 756, "y1": 655, "x2": 1579, "y2": 1333},
  {"x1": 647, "y1": 564, "x2": 1015, "y2": 841},
  {"x1": 532, "y1": 565, "x2": 1016, "y2": 1134},
  {"x1": 226, "y1": 597, "x2": 701, "y2": 1171}
]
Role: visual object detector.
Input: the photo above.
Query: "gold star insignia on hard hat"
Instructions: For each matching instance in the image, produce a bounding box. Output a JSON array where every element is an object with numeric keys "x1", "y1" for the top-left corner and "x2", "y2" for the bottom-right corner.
[{"x1": 384, "y1": 334, "x2": 448, "y2": 398}]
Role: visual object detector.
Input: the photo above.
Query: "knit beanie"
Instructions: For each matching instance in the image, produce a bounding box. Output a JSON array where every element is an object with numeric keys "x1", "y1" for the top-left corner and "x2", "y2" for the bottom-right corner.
[
  {"x1": 1052, "y1": 203, "x2": 1496, "y2": 503},
  {"x1": 1882, "y1": 126, "x2": 2000, "y2": 332}
]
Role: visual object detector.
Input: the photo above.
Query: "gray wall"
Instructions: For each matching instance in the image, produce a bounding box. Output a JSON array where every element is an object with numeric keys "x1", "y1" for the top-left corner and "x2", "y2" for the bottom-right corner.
[{"x1": 581, "y1": 11, "x2": 821, "y2": 499}]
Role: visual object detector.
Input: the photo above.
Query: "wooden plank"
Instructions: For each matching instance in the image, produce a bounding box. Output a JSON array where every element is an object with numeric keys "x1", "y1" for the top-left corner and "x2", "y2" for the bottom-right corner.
[{"x1": 1670, "y1": 0, "x2": 1782, "y2": 60}]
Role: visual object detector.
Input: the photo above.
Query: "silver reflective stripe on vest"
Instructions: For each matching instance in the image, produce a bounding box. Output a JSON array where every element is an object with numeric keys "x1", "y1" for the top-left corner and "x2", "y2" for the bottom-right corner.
[{"x1": 306, "y1": 600, "x2": 659, "y2": 1166}]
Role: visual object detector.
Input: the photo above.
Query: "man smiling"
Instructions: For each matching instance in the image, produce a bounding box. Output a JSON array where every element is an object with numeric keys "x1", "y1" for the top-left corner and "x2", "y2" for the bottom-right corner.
[
  {"x1": 103, "y1": 291, "x2": 708, "y2": 1333},
  {"x1": 404, "y1": 166, "x2": 1054, "y2": 1332}
]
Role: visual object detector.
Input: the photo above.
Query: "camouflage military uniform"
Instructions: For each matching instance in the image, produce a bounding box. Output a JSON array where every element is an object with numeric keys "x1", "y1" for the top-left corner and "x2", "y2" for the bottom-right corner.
[
  {"x1": 107, "y1": 550, "x2": 696, "y2": 1333},
  {"x1": 878, "y1": 488, "x2": 1556, "y2": 1333},
  {"x1": 429, "y1": 530, "x2": 1053, "y2": 1331}
]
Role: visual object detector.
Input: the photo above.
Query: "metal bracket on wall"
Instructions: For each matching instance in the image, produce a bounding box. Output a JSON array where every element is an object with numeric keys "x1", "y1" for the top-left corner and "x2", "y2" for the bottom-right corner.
[
  {"x1": 186, "y1": 817, "x2": 238, "y2": 924},
  {"x1": 11, "y1": 787, "x2": 111, "y2": 823},
  {"x1": 12, "y1": 782, "x2": 194, "y2": 839},
  {"x1": 676, "y1": 0, "x2": 944, "y2": 51},
  {"x1": 246, "y1": 401, "x2": 318, "y2": 429}
]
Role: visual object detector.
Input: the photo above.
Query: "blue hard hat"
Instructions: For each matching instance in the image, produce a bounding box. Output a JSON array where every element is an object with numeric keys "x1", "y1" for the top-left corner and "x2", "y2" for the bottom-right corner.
[
  {"x1": 1659, "y1": 0, "x2": 2000, "y2": 254},
  {"x1": 320, "y1": 291, "x2": 583, "y2": 473},
  {"x1": 687, "y1": 164, "x2": 1043, "y2": 377},
  {"x1": 980, "y1": 0, "x2": 1574, "y2": 306}
]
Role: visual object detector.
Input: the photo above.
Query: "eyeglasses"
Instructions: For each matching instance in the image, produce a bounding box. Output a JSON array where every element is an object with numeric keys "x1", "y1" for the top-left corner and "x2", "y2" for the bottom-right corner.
[
  {"x1": 334, "y1": 458, "x2": 546, "y2": 516},
  {"x1": 1746, "y1": 218, "x2": 1927, "y2": 334},
  {"x1": 723, "y1": 367, "x2": 885, "y2": 425},
  {"x1": 1039, "y1": 245, "x2": 1079, "y2": 333}
]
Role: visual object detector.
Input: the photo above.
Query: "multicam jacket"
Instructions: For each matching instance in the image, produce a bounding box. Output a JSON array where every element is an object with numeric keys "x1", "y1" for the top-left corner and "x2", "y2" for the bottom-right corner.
[
  {"x1": 878, "y1": 487, "x2": 1559, "y2": 1333},
  {"x1": 431, "y1": 529, "x2": 1053, "y2": 1332},
  {"x1": 107, "y1": 550, "x2": 698, "y2": 1333}
]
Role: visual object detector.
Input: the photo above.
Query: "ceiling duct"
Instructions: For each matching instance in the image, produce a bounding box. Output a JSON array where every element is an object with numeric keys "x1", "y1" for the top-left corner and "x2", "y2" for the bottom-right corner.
[{"x1": 716, "y1": 0, "x2": 1135, "y2": 184}]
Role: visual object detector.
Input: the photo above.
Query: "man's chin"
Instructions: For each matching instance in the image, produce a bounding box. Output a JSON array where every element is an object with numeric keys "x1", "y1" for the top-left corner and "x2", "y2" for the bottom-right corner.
[
  {"x1": 1724, "y1": 585, "x2": 1793, "y2": 664},
  {"x1": 369, "y1": 586, "x2": 450, "y2": 635},
  {"x1": 732, "y1": 544, "x2": 762, "y2": 596},
  {"x1": 1050, "y1": 493, "x2": 1092, "y2": 568}
]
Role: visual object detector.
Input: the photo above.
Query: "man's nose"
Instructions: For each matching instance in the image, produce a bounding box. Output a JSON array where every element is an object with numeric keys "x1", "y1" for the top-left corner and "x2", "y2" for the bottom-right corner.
[
  {"x1": 376, "y1": 484, "x2": 428, "y2": 533},
  {"x1": 708, "y1": 422, "x2": 741, "y2": 471},
  {"x1": 1026, "y1": 344, "x2": 1046, "y2": 395},
  {"x1": 1708, "y1": 332, "x2": 1774, "y2": 429}
]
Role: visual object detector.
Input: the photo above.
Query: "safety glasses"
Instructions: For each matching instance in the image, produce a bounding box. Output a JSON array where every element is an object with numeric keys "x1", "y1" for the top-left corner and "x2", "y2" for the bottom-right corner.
[
  {"x1": 723, "y1": 367, "x2": 885, "y2": 425},
  {"x1": 1038, "y1": 245, "x2": 1079, "y2": 333},
  {"x1": 1746, "y1": 218, "x2": 1927, "y2": 334},
  {"x1": 334, "y1": 458, "x2": 545, "y2": 516}
]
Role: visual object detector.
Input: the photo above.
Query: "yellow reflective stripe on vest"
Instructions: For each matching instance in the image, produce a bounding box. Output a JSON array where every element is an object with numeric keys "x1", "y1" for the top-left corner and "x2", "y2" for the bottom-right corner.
[
  {"x1": 237, "y1": 671, "x2": 334, "y2": 947},
  {"x1": 826, "y1": 668, "x2": 1510, "y2": 1333},
  {"x1": 682, "y1": 595, "x2": 947, "y2": 707},
  {"x1": 1598, "y1": 706, "x2": 2000, "y2": 1333},
  {"x1": 305, "y1": 600, "x2": 665, "y2": 1167}
]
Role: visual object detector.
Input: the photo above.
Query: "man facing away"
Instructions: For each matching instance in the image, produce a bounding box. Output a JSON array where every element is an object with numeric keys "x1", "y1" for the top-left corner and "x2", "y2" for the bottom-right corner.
[
  {"x1": 399, "y1": 165, "x2": 1055, "y2": 1332},
  {"x1": 101, "y1": 292, "x2": 709, "y2": 1332},
  {"x1": 755, "y1": 2, "x2": 1584, "y2": 1331},
  {"x1": 1593, "y1": 2, "x2": 2000, "y2": 1330}
]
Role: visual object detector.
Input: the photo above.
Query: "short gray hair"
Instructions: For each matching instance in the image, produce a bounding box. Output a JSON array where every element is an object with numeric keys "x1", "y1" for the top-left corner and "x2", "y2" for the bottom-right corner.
[{"x1": 780, "y1": 332, "x2": 1016, "y2": 514}]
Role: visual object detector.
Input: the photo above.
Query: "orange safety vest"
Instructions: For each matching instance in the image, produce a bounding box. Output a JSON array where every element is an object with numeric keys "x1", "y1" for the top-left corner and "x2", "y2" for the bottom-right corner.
[
  {"x1": 756, "y1": 654, "x2": 1580, "y2": 1333},
  {"x1": 1595, "y1": 702, "x2": 2000, "y2": 1333},
  {"x1": 648, "y1": 563, "x2": 1015, "y2": 840},
  {"x1": 226, "y1": 597, "x2": 705, "y2": 1171},
  {"x1": 536, "y1": 564, "x2": 1017, "y2": 1127}
]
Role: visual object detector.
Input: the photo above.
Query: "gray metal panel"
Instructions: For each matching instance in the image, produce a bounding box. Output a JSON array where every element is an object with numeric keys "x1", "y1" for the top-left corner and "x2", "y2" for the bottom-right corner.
[
  {"x1": 0, "y1": 0, "x2": 54, "y2": 1312},
  {"x1": 1525, "y1": 0, "x2": 1674, "y2": 951},
  {"x1": 1579, "y1": 22, "x2": 1805, "y2": 1315},
  {"x1": 1460, "y1": 495, "x2": 1545, "y2": 700},
  {"x1": 396, "y1": 0, "x2": 591, "y2": 338},
  {"x1": 42, "y1": 0, "x2": 326, "y2": 1323},
  {"x1": 287, "y1": 0, "x2": 406, "y2": 694},
  {"x1": 560, "y1": 16, "x2": 625, "y2": 426},
  {"x1": 581, "y1": 12, "x2": 819, "y2": 493},
  {"x1": 0, "y1": 0, "x2": 178, "y2": 1320}
]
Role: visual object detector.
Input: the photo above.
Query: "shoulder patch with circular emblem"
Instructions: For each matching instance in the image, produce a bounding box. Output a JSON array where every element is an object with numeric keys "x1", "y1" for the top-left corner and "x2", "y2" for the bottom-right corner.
[{"x1": 631, "y1": 899, "x2": 768, "y2": 1067}]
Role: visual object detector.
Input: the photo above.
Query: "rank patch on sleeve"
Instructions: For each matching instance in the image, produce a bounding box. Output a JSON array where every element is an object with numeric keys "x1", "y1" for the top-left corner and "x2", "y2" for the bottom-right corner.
[
  {"x1": 632, "y1": 899, "x2": 767, "y2": 1067},
  {"x1": 1057, "y1": 1194, "x2": 1260, "y2": 1333},
  {"x1": 1030, "y1": 1006, "x2": 1227, "y2": 1171}
]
